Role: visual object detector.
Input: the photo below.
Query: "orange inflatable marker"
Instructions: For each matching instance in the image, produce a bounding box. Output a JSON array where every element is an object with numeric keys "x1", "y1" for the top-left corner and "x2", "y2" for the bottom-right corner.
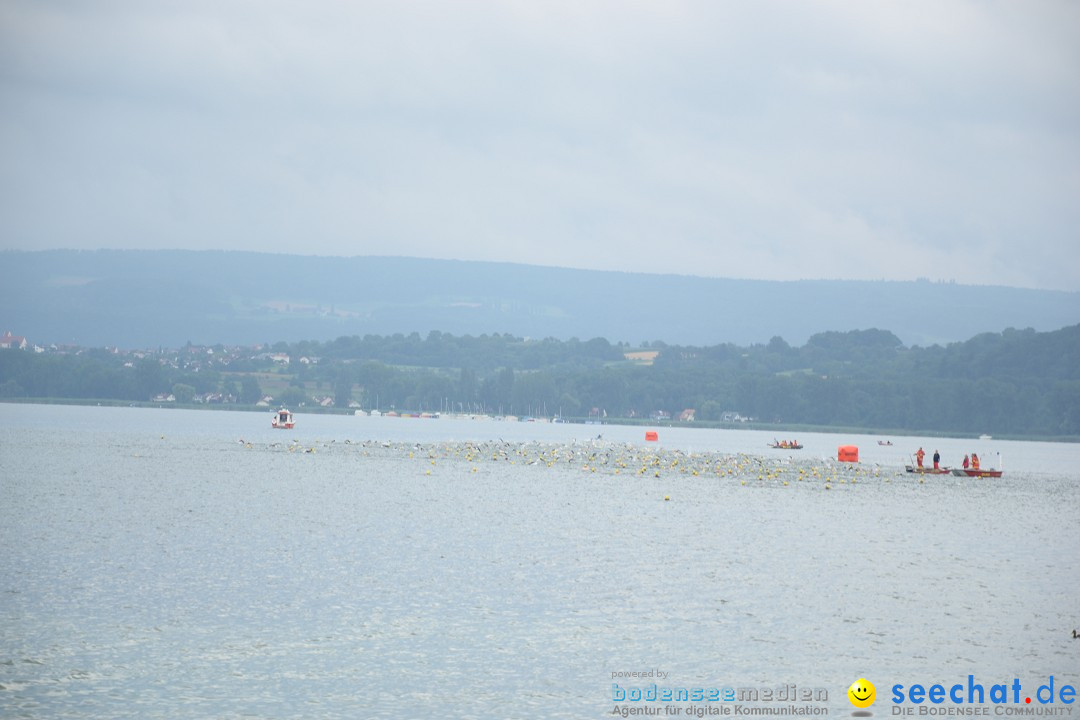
[{"x1": 838, "y1": 445, "x2": 859, "y2": 462}]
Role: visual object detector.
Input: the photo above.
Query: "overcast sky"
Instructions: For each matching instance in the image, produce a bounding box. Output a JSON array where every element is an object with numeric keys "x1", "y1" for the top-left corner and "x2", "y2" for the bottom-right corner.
[{"x1": 1, "y1": 1, "x2": 1078, "y2": 290}]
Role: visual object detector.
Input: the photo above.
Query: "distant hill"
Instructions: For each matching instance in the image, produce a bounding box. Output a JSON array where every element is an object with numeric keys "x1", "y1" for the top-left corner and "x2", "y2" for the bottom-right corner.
[{"x1": 2, "y1": 249, "x2": 1078, "y2": 349}]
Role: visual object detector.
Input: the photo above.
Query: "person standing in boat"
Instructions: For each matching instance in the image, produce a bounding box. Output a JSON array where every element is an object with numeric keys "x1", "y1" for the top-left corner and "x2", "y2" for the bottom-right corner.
[
  {"x1": 933, "y1": 450, "x2": 940, "y2": 470},
  {"x1": 963, "y1": 454, "x2": 970, "y2": 469},
  {"x1": 971, "y1": 453, "x2": 980, "y2": 470},
  {"x1": 915, "y1": 447, "x2": 925, "y2": 468}
]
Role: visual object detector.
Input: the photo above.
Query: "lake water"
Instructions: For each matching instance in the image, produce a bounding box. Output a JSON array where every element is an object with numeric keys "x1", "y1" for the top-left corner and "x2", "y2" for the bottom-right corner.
[{"x1": 2, "y1": 404, "x2": 1078, "y2": 719}]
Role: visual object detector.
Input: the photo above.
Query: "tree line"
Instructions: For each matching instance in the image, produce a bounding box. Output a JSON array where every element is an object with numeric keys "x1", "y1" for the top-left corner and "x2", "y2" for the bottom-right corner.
[{"x1": 1, "y1": 325, "x2": 1078, "y2": 438}]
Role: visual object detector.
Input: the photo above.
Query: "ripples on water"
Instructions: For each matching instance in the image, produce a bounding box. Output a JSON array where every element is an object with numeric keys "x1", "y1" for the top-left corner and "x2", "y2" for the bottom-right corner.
[{"x1": 1, "y1": 406, "x2": 1078, "y2": 719}]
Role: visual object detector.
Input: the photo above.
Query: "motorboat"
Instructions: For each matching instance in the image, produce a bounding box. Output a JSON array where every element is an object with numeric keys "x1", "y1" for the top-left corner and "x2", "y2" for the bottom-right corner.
[
  {"x1": 951, "y1": 467, "x2": 1003, "y2": 478},
  {"x1": 272, "y1": 408, "x2": 295, "y2": 429}
]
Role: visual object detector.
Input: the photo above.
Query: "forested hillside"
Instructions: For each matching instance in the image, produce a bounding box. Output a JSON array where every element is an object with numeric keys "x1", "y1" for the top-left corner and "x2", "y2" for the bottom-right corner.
[
  {"x1": 4, "y1": 249, "x2": 1079, "y2": 348},
  {"x1": 2, "y1": 324, "x2": 1078, "y2": 438}
]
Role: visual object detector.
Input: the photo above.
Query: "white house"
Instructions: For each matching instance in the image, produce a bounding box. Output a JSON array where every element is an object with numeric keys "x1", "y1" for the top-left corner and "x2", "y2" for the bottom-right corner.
[{"x1": 0, "y1": 331, "x2": 28, "y2": 350}]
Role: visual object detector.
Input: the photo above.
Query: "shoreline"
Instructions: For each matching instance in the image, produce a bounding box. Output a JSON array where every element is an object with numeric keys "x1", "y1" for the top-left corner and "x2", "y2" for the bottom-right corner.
[{"x1": 2, "y1": 397, "x2": 1076, "y2": 444}]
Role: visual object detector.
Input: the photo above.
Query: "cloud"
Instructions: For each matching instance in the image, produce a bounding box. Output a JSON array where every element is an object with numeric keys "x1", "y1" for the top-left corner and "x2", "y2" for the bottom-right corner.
[{"x1": 1, "y1": 0, "x2": 1078, "y2": 290}]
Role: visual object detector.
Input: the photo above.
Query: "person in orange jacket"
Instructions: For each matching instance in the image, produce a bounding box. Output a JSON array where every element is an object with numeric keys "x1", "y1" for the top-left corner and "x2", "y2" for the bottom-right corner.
[{"x1": 915, "y1": 447, "x2": 925, "y2": 468}]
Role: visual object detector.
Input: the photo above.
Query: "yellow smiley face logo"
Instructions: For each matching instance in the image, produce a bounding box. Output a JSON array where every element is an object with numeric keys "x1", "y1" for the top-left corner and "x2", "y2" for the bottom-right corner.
[{"x1": 848, "y1": 678, "x2": 876, "y2": 708}]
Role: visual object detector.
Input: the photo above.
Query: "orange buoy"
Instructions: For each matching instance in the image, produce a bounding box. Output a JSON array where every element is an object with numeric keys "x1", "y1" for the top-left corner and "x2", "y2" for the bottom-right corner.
[
  {"x1": 838, "y1": 445, "x2": 859, "y2": 463},
  {"x1": 645, "y1": 431, "x2": 659, "y2": 442}
]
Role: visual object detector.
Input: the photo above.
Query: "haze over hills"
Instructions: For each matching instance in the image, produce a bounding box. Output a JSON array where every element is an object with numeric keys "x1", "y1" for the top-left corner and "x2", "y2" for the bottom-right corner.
[{"x1": 3, "y1": 250, "x2": 1078, "y2": 350}]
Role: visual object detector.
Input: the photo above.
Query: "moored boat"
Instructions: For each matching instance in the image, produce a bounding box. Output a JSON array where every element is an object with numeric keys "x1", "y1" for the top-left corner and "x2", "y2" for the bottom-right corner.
[{"x1": 272, "y1": 408, "x2": 295, "y2": 429}]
